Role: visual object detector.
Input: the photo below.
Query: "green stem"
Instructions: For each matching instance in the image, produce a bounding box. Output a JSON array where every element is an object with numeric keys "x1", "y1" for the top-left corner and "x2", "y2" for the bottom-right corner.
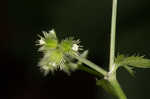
[
  {"x1": 72, "y1": 54, "x2": 107, "y2": 76},
  {"x1": 107, "y1": 0, "x2": 128, "y2": 98},
  {"x1": 108, "y1": 73, "x2": 127, "y2": 99},
  {"x1": 97, "y1": 71, "x2": 127, "y2": 99},
  {"x1": 78, "y1": 65, "x2": 102, "y2": 77},
  {"x1": 109, "y1": 0, "x2": 118, "y2": 71},
  {"x1": 110, "y1": 80, "x2": 127, "y2": 99}
]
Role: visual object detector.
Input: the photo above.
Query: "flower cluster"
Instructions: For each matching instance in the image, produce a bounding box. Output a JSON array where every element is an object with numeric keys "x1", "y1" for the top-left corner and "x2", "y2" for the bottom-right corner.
[{"x1": 37, "y1": 29, "x2": 83, "y2": 75}]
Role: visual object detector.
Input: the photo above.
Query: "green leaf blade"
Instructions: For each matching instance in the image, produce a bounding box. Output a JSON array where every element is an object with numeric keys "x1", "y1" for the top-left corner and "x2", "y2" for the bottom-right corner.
[
  {"x1": 123, "y1": 56, "x2": 150, "y2": 68},
  {"x1": 115, "y1": 54, "x2": 150, "y2": 68}
]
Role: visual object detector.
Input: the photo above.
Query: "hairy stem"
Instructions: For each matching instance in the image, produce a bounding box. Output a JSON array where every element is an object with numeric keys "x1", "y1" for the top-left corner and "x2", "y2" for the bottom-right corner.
[
  {"x1": 109, "y1": 0, "x2": 117, "y2": 71},
  {"x1": 72, "y1": 54, "x2": 107, "y2": 76}
]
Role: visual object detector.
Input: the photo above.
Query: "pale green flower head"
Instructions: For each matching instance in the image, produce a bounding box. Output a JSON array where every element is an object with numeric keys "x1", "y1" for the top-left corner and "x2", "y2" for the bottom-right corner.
[
  {"x1": 38, "y1": 49, "x2": 65, "y2": 75},
  {"x1": 38, "y1": 29, "x2": 58, "y2": 51},
  {"x1": 37, "y1": 29, "x2": 83, "y2": 75}
]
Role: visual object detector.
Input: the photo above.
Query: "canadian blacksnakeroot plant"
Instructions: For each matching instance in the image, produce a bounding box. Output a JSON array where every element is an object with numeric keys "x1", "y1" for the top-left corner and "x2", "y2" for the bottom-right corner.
[{"x1": 36, "y1": 0, "x2": 150, "y2": 99}]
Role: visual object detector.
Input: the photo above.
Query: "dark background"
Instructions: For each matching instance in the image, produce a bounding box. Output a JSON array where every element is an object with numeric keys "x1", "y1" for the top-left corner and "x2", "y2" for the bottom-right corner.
[{"x1": 5, "y1": 0, "x2": 150, "y2": 99}]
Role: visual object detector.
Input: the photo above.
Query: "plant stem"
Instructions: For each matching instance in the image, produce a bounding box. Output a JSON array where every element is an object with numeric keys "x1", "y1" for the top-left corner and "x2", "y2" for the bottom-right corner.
[
  {"x1": 72, "y1": 54, "x2": 107, "y2": 76},
  {"x1": 109, "y1": 75, "x2": 127, "y2": 99},
  {"x1": 97, "y1": 71, "x2": 127, "y2": 99},
  {"x1": 109, "y1": 0, "x2": 118, "y2": 71},
  {"x1": 78, "y1": 65, "x2": 102, "y2": 77}
]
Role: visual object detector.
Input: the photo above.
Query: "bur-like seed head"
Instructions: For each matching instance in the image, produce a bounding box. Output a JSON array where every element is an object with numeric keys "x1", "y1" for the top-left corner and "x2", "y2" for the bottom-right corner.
[{"x1": 37, "y1": 29, "x2": 84, "y2": 75}]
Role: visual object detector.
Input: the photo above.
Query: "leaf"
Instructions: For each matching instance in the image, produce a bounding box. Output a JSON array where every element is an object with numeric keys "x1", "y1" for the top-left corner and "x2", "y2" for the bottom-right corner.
[
  {"x1": 115, "y1": 54, "x2": 125, "y2": 64},
  {"x1": 115, "y1": 55, "x2": 150, "y2": 68},
  {"x1": 123, "y1": 56, "x2": 150, "y2": 68},
  {"x1": 123, "y1": 65, "x2": 135, "y2": 77}
]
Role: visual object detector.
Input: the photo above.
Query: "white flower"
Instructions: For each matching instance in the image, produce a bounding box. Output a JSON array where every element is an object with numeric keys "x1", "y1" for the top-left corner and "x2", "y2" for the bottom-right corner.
[{"x1": 72, "y1": 44, "x2": 79, "y2": 51}]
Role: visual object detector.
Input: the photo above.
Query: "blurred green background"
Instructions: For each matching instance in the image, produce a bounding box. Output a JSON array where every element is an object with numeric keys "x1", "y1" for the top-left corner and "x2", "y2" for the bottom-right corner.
[{"x1": 7, "y1": 0, "x2": 150, "y2": 99}]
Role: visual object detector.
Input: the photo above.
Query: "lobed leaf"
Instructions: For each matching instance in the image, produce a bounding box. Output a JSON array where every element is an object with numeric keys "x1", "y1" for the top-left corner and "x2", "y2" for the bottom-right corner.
[{"x1": 115, "y1": 55, "x2": 150, "y2": 68}]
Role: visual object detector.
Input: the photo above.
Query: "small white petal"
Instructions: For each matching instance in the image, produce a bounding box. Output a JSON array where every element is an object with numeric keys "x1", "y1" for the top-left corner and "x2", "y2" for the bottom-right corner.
[
  {"x1": 42, "y1": 65, "x2": 49, "y2": 70},
  {"x1": 39, "y1": 39, "x2": 45, "y2": 45},
  {"x1": 72, "y1": 44, "x2": 79, "y2": 51},
  {"x1": 48, "y1": 62, "x2": 57, "y2": 67},
  {"x1": 49, "y1": 29, "x2": 55, "y2": 34},
  {"x1": 52, "y1": 62, "x2": 57, "y2": 67}
]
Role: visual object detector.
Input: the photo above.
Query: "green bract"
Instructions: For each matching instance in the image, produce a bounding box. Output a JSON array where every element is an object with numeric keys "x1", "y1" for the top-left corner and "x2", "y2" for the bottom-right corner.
[{"x1": 37, "y1": 29, "x2": 83, "y2": 75}]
